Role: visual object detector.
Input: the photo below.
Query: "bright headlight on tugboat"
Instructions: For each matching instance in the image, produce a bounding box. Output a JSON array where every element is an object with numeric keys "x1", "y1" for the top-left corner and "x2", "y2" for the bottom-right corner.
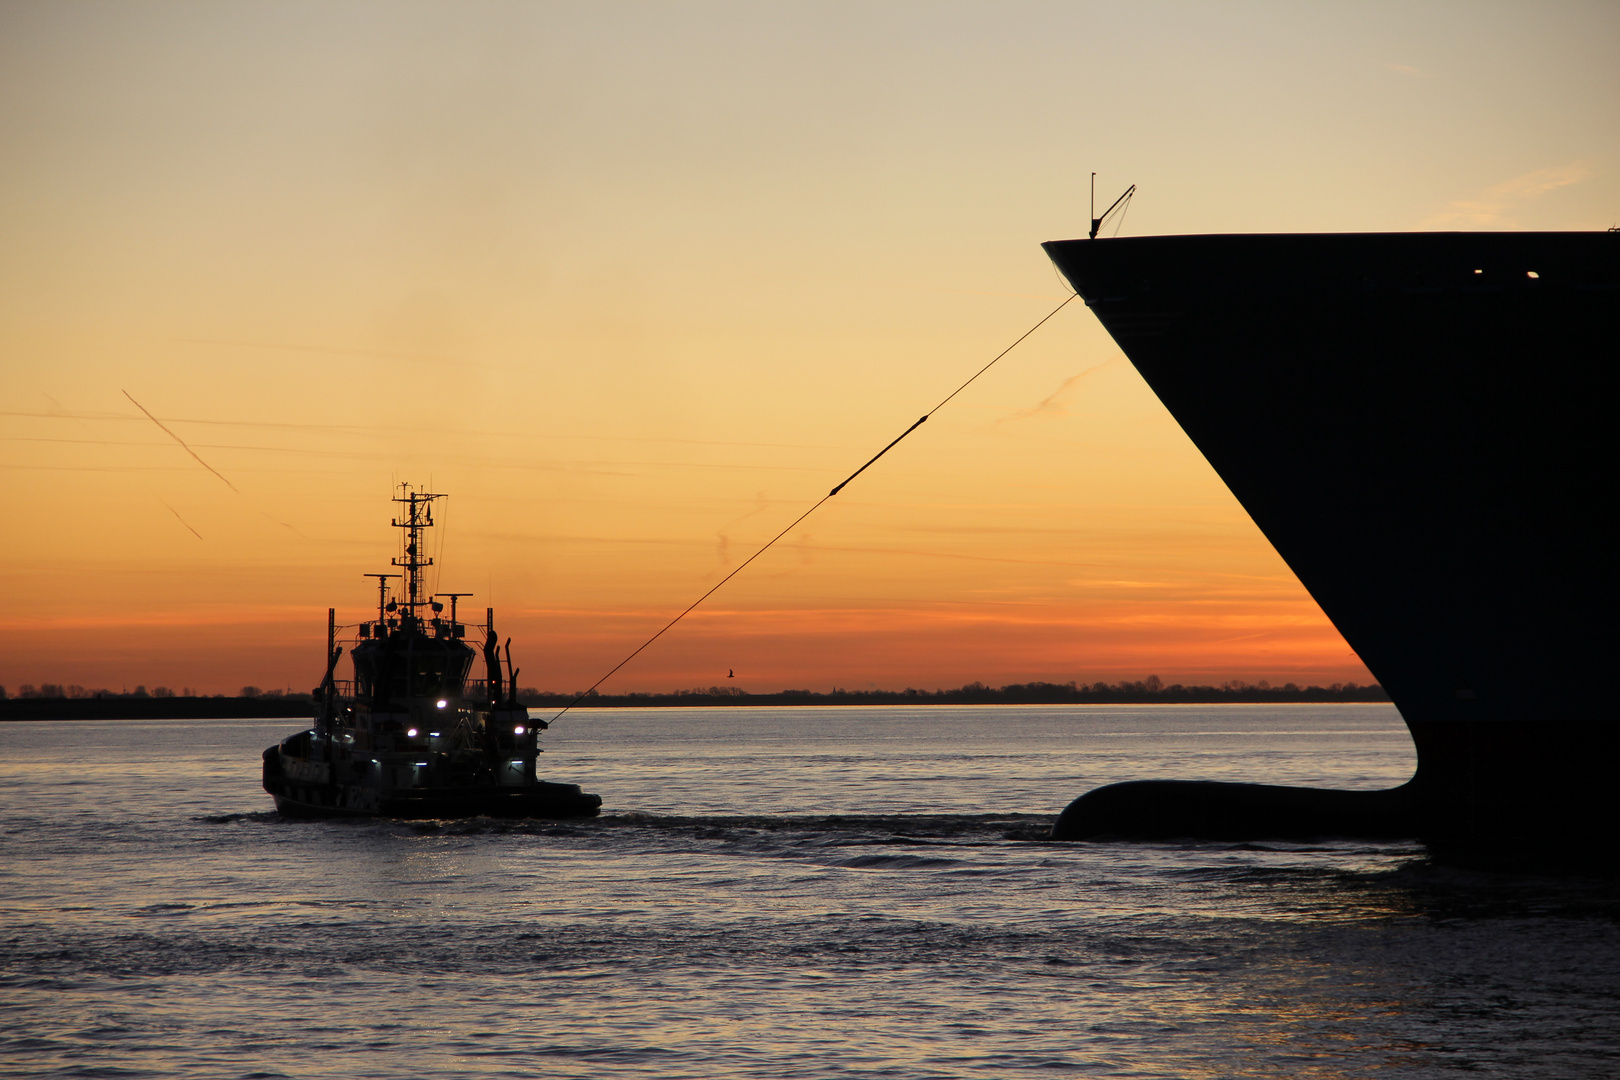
[
  {"x1": 406, "y1": 728, "x2": 418, "y2": 737},
  {"x1": 514, "y1": 725, "x2": 526, "y2": 735},
  {"x1": 436, "y1": 699, "x2": 447, "y2": 709}
]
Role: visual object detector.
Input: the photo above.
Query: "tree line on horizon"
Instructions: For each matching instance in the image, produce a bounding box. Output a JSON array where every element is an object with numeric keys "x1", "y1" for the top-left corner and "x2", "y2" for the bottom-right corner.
[
  {"x1": 516, "y1": 677, "x2": 1389, "y2": 706},
  {"x1": 2, "y1": 684, "x2": 289, "y2": 700},
  {"x1": 2, "y1": 677, "x2": 1388, "y2": 705}
]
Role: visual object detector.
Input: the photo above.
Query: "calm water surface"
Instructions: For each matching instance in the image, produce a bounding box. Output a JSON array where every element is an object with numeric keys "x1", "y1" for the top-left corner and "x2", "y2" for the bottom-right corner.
[{"x1": 2, "y1": 705, "x2": 1616, "y2": 1078}]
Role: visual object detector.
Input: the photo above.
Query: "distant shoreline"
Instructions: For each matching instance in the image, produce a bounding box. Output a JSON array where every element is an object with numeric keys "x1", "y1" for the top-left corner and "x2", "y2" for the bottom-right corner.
[
  {"x1": 0, "y1": 681, "x2": 1387, "y2": 720},
  {"x1": 0, "y1": 697, "x2": 316, "y2": 721},
  {"x1": 522, "y1": 681, "x2": 1389, "y2": 710}
]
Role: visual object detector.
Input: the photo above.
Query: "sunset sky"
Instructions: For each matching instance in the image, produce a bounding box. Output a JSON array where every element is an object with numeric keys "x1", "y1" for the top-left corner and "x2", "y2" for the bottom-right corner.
[{"x1": 3, "y1": 1, "x2": 1616, "y2": 695}]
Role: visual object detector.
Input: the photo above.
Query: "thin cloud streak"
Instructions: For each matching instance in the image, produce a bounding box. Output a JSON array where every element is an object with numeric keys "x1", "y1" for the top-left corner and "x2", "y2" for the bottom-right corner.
[
  {"x1": 159, "y1": 500, "x2": 203, "y2": 541},
  {"x1": 1382, "y1": 61, "x2": 1432, "y2": 79},
  {"x1": 1422, "y1": 162, "x2": 1593, "y2": 228},
  {"x1": 0, "y1": 409, "x2": 858, "y2": 451},
  {"x1": 265, "y1": 512, "x2": 309, "y2": 540},
  {"x1": 996, "y1": 361, "x2": 1115, "y2": 425},
  {"x1": 0, "y1": 434, "x2": 832, "y2": 474},
  {"x1": 120, "y1": 391, "x2": 239, "y2": 493},
  {"x1": 170, "y1": 337, "x2": 475, "y2": 368}
]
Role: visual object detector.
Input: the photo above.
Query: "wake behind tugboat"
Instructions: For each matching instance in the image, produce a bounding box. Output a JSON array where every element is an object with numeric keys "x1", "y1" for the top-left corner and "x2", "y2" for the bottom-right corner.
[{"x1": 261, "y1": 486, "x2": 601, "y2": 819}]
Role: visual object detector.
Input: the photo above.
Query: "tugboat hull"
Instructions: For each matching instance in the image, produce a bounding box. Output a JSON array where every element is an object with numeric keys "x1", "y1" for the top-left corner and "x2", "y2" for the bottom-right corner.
[{"x1": 263, "y1": 745, "x2": 602, "y2": 819}]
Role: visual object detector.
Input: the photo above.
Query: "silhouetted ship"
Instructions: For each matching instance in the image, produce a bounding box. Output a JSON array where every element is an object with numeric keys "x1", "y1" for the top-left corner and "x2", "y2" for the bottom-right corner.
[
  {"x1": 262, "y1": 487, "x2": 601, "y2": 819},
  {"x1": 1042, "y1": 230, "x2": 1617, "y2": 863}
]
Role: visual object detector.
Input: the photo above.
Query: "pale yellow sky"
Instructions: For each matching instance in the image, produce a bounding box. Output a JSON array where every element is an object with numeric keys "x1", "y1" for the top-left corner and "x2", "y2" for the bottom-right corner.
[{"x1": 2, "y1": 1, "x2": 1616, "y2": 693}]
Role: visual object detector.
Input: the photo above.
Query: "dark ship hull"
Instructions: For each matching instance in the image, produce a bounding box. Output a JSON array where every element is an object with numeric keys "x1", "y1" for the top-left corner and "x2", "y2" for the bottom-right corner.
[
  {"x1": 1042, "y1": 231, "x2": 1618, "y2": 861},
  {"x1": 262, "y1": 744, "x2": 601, "y2": 819}
]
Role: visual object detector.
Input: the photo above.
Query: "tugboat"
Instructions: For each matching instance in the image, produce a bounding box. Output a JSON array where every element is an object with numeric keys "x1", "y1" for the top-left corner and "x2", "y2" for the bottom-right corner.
[{"x1": 261, "y1": 486, "x2": 602, "y2": 819}]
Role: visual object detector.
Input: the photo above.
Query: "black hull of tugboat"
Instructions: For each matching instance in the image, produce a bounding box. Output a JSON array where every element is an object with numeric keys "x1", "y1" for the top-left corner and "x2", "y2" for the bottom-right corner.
[
  {"x1": 262, "y1": 746, "x2": 602, "y2": 820},
  {"x1": 1041, "y1": 231, "x2": 1618, "y2": 866}
]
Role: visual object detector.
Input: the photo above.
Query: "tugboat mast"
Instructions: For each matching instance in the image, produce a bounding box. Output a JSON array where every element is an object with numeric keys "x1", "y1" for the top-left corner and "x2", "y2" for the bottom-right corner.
[{"x1": 390, "y1": 485, "x2": 445, "y2": 628}]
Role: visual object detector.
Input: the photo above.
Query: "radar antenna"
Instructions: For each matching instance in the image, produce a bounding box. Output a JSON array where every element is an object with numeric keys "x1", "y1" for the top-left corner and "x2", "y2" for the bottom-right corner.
[
  {"x1": 434, "y1": 591, "x2": 474, "y2": 631},
  {"x1": 389, "y1": 484, "x2": 447, "y2": 627},
  {"x1": 1090, "y1": 173, "x2": 1136, "y2": 239},
  {"x1": 363, "y1": 573, "x2": 399, "y2": 625}
]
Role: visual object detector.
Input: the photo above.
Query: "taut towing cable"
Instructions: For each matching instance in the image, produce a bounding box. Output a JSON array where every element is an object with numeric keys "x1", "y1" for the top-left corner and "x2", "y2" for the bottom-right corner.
[{"x1": 547, "y1": 291, "x2": 1078, "y2": 724}]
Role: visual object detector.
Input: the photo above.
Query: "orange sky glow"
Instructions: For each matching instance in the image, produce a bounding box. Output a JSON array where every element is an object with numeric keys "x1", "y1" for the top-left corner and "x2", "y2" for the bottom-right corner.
[{"x1": 3, "y1": 2, "x2": 1616, "y2": 695}]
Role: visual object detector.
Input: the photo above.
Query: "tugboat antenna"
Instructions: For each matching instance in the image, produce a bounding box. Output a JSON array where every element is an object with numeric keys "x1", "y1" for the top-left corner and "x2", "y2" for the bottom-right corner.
[
  {"x1": 1089, "y1": 175, "x2": 1136, "y2": 239},
  {"x1": 363, "y1": 573, "x2": 398, "y2": 625},
  {"x1": 390, "y1": 485, "x2": 447, "y2": 626},
  {"x1": 435, "y1": 592, "x2": 474, "y2": 629}
]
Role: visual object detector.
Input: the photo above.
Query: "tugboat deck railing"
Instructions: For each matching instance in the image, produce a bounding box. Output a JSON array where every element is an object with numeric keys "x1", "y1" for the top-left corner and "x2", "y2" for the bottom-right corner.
[{"x1": 324, "y1": 678, "x2": 496, "y2": 703}]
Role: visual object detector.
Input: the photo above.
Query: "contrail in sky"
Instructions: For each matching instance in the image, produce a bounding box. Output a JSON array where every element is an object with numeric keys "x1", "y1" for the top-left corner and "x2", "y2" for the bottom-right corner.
[
  {"x1": 995, "y1": 359, "x2": 1115, "y2": 424},
  {"x1": 121, "y1": 390, "x2": 239, "y2": 493},
  {"x1": 160, "y1": 499, "x2": 204, "y2": 540}
]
